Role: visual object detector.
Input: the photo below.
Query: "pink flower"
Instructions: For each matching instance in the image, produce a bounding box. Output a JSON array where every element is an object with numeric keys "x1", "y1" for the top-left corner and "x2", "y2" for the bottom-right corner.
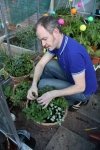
[
  {"x1": 77, "y1": 2, "x2": 82, "y2": 8},
  {"x1": 58, "y1": 18, "x2": 65, "y2": 25}
]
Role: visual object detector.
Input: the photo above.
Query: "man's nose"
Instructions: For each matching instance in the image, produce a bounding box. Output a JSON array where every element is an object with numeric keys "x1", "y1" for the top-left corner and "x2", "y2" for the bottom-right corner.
[{"x1": 42, "y1": 41, "x2": 46, "y2": 47}]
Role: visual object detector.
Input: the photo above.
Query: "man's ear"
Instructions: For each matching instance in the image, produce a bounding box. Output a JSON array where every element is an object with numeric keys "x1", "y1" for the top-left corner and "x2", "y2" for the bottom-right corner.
[
  {"x1": 53, "y1": 28, "x2": 59, "y2": 33},
  {"x1": 53, "y1": 28, "x2": 59, "y2": 38}
]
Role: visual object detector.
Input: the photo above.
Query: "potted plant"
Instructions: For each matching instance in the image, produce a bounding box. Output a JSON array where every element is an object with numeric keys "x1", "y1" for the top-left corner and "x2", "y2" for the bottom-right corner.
[
  {"x1": 23, "y1": 86, "x2": 68, "y2": 126},
  {"x1": 90, "y1": 49, "x2": 100, "y2": 65},
  {"x1": 87, "y1": 19, "x2": 100, "y2": 49},
  {"x1": 2, "y1": 80, "x2": 31, "y2": 110},
  {"x1": 1, "y1": 25, "x2": 39, "y2": 58},
  {"x1": 81, "y1": 18, "x2": 100, "y2": 64},
  {"x1": 4, "y1": 53, "x2": 34, "y2": 84},
  {"x1": 11, "y1": 81, "x2": 31, "y2": 107},
  {"x1": 9, "y1": 26, "x2": 36, "y2": 50}
]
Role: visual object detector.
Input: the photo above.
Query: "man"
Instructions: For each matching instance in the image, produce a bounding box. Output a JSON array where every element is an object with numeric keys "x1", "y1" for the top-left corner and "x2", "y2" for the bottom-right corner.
[{"x1": 27, "y1": 16, "x2": 97, "y2": 111}]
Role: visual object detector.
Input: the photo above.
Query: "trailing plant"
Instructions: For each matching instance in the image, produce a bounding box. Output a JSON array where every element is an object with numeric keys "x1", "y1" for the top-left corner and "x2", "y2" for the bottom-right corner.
[
  {"x1": 0, "y1": 63, "x2": 9, "y2": 80},
  {"x1": 0, "y1": 49, "x2": 9, "y2": 64},
  {"x1": 2, "y1": 84, "x2": 13, "y2": 100},
  {"x1": 0, "y1": 68, "x2": 9, "y2": 80},
  {"x1": 23, "y1": 86, "x2": 68, "y2": 124},
  {"x1": 4, "y1": 53, "x2": 34, "y2": 77},
  {"x1": 0, "y1": 50, "x2": 10, "y2": 80}
]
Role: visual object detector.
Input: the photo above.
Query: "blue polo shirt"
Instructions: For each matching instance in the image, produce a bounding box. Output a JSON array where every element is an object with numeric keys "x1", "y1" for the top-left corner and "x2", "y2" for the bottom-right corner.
[{"x1": 48, "y1": 35, "x2": 97, "y2": 96}]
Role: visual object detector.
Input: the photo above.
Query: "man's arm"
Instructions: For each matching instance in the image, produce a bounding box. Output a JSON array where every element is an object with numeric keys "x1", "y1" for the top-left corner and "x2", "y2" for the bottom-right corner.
[
  {"x1": 37, "y1": 70, "x2": 86, "y2": 108},
  {"x1": 32, "y1": 52, "x2": 54, "y2": 87},
  {"x1": 51, "y1": 70, "x2": 86, "y2": 97},
  {"x1": 27, "y1": 51, "x2": 54, "y2": 100}
]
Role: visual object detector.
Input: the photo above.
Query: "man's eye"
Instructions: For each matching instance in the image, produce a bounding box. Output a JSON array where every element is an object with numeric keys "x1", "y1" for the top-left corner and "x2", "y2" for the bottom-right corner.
[{"x1": 44, "y1": 39, "x2": 47, "y2": 41}]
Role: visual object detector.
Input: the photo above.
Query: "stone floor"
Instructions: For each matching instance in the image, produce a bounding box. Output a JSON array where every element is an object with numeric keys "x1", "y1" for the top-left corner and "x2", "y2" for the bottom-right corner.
[{"x1": 45, "y1": 93, "x2": 100, "y2": 150}]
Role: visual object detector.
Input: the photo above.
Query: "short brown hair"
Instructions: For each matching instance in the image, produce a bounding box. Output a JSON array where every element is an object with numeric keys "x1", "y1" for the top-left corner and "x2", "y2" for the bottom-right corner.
[{"x1": 35, "y1": 15, "x2": 62, "y2": 33}]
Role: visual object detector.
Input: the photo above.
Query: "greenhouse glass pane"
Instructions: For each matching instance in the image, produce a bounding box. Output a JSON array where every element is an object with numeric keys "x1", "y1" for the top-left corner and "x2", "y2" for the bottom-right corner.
[
  {"x1": 4, "y1": 0, "x2": 51, "y2": 24},
  {"x1": 0, "y1": 84, "x2": 21, "y2": 148}
]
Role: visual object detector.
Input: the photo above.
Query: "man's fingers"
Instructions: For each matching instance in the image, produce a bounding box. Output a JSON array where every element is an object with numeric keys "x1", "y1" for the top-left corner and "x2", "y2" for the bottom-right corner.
[
  {"x1": 37, "y1": 96, "x2": 41, "y2": 101},
  {"x1": 37, "y1": 99, "x2": 44, "y2": 105},
  {"x1": 43, "y1": 103, "x2": 48, "y2": 109},
  {"x1": 37, "y1": 97, "x2": 49, "y2": 108},
  {"x1": 27, "y1": 92, "x2": 36, "y2": 100},
  {"x1": 32, "y1": 92, "x2": 38, "y2": 98},
  {"x1": 37, "y1": 97, "x2": 43, "y2": 103},
  {"x1": 37, "y1": 97, "x2": 46, "y2": 104}
]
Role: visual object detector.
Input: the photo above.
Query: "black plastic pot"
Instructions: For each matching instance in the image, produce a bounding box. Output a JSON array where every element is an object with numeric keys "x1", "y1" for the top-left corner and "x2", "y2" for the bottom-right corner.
[
  {"x1": 0, "y1": 130, "x2": 36, "y2": 150},
  {"x1": 0, "y1": 132, "x2": 18, "y2": 150},
  {"x1": 17, "y1": 130, "x2": 36, "y2": 149},
  {"x1": 0, "y1": 132, "x2": 6, "y2": 150}
]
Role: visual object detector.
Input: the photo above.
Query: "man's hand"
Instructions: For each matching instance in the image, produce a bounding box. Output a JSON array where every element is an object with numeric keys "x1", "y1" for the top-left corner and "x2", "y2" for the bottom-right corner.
[
  {"x1": 37, "y1": 91, "x2": 55, "y2": 109},
  {"x1": 27, "y1": 86, "x2": 38, "y2": 100}
]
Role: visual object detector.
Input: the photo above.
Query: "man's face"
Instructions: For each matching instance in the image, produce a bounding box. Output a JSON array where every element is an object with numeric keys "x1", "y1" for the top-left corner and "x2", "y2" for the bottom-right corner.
[{"x1": 36, "y1": 25, "x2": 58, "y2": 51}]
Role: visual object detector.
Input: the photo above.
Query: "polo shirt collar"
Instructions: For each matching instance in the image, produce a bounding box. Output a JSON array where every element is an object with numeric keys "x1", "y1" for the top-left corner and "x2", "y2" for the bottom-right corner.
[{"x1": 59, "y1": 35, "x2": 68, "y2": 55}]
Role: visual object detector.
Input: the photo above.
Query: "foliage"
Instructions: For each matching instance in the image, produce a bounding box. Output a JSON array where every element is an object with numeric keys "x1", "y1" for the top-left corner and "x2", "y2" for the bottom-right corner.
[
  {"x1": 4, "y1": 53, "x2": 34, "y2": 77},
  {"x1": 23, "y1": 101, "x2": 51, "y2": 123},
  {"x1": 2, "y1": 84, "x2": 13, "y2": 99},
  {"x1": 11, "y1": 25, "x2": 36, "y2": 49},
  {"x1": 85, "y1": 19, "x2": 100, "y2": 48},
  {"x1": 11, "y1": 81, "x2": 31, "y2": 106},
  {"x1": 0, "y1": 68, "x2": 9, "y2": 80},
  {"x1": 55, "y1": 7, "x2": 70, "y2": 15},
  {"x1": 0, "y1": 50, "x2": 9, "y2": 64},
  {"x1": 58, "y1": 13, "x2": 100, "y2": 55},
  {"x1": 23, "y1": 86, "x2": 68, "y2": 124},
  {"x1": 91, "y1": 49, "x2": 100, "y2": 57},
  {"x1": 61, "y1": 15, "x2": 83, "y2": 38},
  {"x1": 0, "y1": 51, "x2": 9, "y2": 80}
]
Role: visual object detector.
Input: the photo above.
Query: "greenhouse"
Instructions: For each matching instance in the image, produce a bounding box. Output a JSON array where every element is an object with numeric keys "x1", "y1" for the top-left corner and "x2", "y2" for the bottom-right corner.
[{"x1": 0, "y1": 0, "x2": 100, "y2": 150}]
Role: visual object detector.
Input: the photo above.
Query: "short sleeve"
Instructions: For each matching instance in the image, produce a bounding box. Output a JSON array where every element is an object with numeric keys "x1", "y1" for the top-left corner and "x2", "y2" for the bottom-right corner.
[{"x1": 69, "y1": 53, "x2": 85, "y2": 74}]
